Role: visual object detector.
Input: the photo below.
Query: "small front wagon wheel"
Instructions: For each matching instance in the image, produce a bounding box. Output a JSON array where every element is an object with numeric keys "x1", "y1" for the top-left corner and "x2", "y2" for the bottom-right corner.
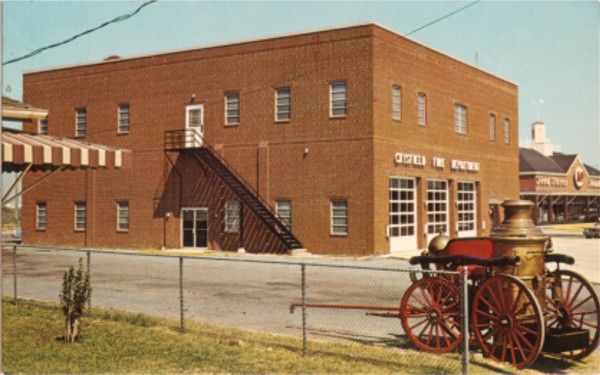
[{"x1": 472, "y1": 274, "x2": 544, "y2": 369}]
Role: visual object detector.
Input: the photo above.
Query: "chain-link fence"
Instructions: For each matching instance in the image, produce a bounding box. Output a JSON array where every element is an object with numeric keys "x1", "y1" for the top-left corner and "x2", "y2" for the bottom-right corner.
[{"x1": 3, "y1": 245, "x2": 469, "y2": 373}]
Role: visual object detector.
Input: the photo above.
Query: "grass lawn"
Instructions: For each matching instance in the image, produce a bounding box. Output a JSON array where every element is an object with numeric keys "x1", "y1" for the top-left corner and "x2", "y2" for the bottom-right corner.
[{"x1": 3, "y1": 299, "x2": 597, "y2": 374}]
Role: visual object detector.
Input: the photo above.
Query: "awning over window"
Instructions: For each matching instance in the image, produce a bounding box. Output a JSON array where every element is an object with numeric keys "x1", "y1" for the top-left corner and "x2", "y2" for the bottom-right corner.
[{"x1": 2, "y1": 130, "x2": 131, "y2": 172}]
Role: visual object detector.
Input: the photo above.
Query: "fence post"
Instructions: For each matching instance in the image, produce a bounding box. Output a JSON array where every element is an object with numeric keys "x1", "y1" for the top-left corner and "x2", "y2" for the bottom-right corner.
[
  {"x1": 301, "y1": 263, "x2": 307, "y2": 356},
  {"x1": 179, "y1": 256, "x2": 185, "y2": 333},
  {"x1": 461, "y1": 270, "x2": 470, "y2": 375},
  {"x1": 12, "y1": 245, "x2": 17, "y2": 304},
  {"x1": 86, "y1": 250, "x2": 92, "y2": 312}
]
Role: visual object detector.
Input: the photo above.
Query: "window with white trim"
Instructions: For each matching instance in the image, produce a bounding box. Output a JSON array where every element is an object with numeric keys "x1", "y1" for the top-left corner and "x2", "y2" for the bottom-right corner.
[
  {"x1": 330, "y1": 81, "x2": 347, "y2": 118},
  {"x1": 418, "y1": 92, "x2": 426, "y2": 126},
  {"x1": 454, "y1": 104, "x2": 468, "y2": 135},
  {"x1": 504, "y1": 118, "x2": 510, "y2": 144},
  {"x1": 36, "y1": 202, "x2": 47, "y2": 230},
  {"x1": 275, "y1": 87, "x2": 291, "y2": 122},
  {"x1": 75, "y1": 108, "x2": 87, "y2": 137},
  {"x1": 224, "y1": 201, "x2": 240, "y2": 233},
  {"x1": 426, "y1": 180, "x2": 448, "y2": 235},
  {"x1": 38, "y1": 119, "x2": 48, "y2": 135},
  {"x1": 117, "y1": 202, "x2": 129, "y2": 232},
  {"x1": 276, "y1": 200, "x2": 292, "y2": 230},
  {"x1": 118, "y1": 103, "x2": 130, "y2": 134},
  {"x1": 225, "y1": 93, "x2": 240, "y2": 125},
  {"x1": 489, "y1": 114, "x2": 496, "y2": 141},
  {"x1": 392, "y1": 85, "x2": 401, "y2": 120},
  {"x1": 74, "y1": 202, "x2": 86, "y2": 231},
  {"x1": 330, "y1": 199, "x2": 348, "y2": 235}
]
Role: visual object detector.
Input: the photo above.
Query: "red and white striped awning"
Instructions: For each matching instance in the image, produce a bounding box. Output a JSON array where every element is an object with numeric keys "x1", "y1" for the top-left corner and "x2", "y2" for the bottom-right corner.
[{"x1": 2, "y1": 131, "x2": 130, "y2": 172}]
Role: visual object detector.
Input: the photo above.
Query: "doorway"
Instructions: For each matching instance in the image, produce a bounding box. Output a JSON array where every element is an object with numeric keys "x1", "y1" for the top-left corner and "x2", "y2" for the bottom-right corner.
[
  {"x1": 185, "y1": 104, "x2": 204, "y2": 148},
  {"x1": 181, "y1": 207, "x2": 208, "y2": 248}
]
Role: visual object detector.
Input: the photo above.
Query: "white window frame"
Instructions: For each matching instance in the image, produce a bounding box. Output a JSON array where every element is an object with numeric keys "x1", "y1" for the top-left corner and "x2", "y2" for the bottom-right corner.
[
  {"x1": 224, "y1": 201, "x2": 241, "y2": 234},
  {"x1": 275, "y1": 200, "x2": 292, "y2": 230},
  {"x1": 504, "y1": 118, "x2": 510, "y2": 144},
  {"x1": 118, "y1": 103, "x2": 130, "y2": 134},
  {"x1": 418, "y1": 92, "x2": 426, "y2": 126},
  {"x1": 329, "y1": 81, "x2": 347, "y2": 118},
  {"x1": 330, "y1": 199, "x2": 348, "y2": 235},
  {"x1": 38, "y1": 119, "x2": 48, "y2": 135},
  {"x1": 489, "y1": 114, "x2": 496, "y2": 141},
  {"x1": 392, "y1": 85, "x2": 401, "y2": 120},
  {"x1": 275, "y1": 87, "x2": 291, "y2": 122},
  {"x1": 224, "y1": 92, "x2": 240, "y2": 126},
  {"x1": 74, "y1": 202, "x2": 86, "y2": 231},
  {"x1": 426, "y1": 179, "x2": 448, "y2": 237},
  {"x1": 36, "y1": 202, "x2": 47, "y2": 230},
  {"x1": 454, "y1": 103, "x2": 468, "y2": 135},
  {"x1": 75, "y1": 107, "x2": 87, "y2": 137},
  {"x1": 117, "y1": 201, "x2": 129, "y2": 232}
]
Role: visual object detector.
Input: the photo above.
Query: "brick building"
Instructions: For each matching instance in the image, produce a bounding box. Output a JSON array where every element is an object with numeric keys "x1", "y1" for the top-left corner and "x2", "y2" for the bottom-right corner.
[{"x1": 21, "y1": 24, "x2": 519, "y2": 255}]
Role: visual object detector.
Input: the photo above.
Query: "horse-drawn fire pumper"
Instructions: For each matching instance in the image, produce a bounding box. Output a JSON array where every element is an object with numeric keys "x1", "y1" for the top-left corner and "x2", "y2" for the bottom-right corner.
[{"x1": 290, "y1": 200, "x2": 599, "y2": 369}]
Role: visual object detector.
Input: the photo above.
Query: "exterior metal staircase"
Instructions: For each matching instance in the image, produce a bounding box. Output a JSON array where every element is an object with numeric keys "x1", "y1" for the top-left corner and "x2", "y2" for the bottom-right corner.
[{"x1": 165, "y1": 129, "x2": 303, "y2": 250}]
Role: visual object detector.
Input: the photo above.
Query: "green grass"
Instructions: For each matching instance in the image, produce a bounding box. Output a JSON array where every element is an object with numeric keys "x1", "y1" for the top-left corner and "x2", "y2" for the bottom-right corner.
[{"x1": 3, "y1": 298, "x2": 596, "y2": 374}]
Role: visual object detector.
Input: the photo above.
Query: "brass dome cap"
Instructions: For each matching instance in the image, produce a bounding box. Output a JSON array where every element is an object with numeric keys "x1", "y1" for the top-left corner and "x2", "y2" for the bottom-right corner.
[{"x1": 428, "y1": 233, "x2": 450, "y2": 253}]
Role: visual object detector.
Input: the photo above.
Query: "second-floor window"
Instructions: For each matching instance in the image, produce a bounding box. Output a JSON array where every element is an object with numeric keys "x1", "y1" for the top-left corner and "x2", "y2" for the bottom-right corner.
[
  {"x1": 38, "y1": 119, "x2": 48, "y2": 135},
  {"x1": 454, "y1": 104, "x2": 468, "y2": 135},
  {"x1": 74, "y1": 202, "x2": 86, "y2": 231},
  {"x1": 504, "y1": 118, "x2": 510, "y2": 144},
  {"x1": 417, "y1": 92, "x2": 426, "y2": 126},
  {"x1": 75, "y1": 108, "x2": 87, "y2": 137},
  {"x1": 392, "y1": 85, "x2": 401, "y2": 120},
  {"x1": 276, "y1": 200, "x2": 292, "y2": 230},
  {"x1": 489, "y1": 114, "x2": 496, "y2": 141},
  {"x1": 330, "y1": 81, "x2": 347, "y2": 118},
  {"x1": 275, "y1": 87, "x2": 291, "y2": 122},
  {"x1": 118, "y1": 104, "x2": 130, "y2": 134},
  {"x1": 225, "y1": 92, "x2": 240, "y2": 125}
]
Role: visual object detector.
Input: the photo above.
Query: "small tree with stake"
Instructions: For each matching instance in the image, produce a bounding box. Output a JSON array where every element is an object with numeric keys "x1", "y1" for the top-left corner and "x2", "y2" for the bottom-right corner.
[{"x1": 60, "y1": 258, "x2": 91, "y2": 343}]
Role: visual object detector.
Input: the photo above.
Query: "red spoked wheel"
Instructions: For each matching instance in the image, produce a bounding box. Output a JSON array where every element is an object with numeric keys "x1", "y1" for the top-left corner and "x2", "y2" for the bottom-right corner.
[
  {"x1": 472, "y1": 274, "x2": 544, "y2": 369},
  {"x1": 400, "y1": 277, "x2": 463, "y2": 353},
  {"x1": 546, "y1": 269, "x2": 600, "y2": 360}
]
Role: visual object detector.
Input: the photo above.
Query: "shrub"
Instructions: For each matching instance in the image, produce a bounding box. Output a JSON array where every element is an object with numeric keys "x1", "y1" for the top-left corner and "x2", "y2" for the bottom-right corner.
[{"x1": 59, "y1": 258, "x2": 91, "y2": 343}]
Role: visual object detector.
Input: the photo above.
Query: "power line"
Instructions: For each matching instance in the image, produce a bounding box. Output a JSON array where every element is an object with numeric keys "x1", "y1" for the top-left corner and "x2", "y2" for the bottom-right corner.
[
  {"x1": 3, "y1": 0, "x2": 157, "y2": 66},
  {"x1": 405, "y1": 0, "x2": 481, "y2": 36}
]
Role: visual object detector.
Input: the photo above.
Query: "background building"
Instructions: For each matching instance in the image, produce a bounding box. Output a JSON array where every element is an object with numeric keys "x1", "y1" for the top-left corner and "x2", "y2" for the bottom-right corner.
[{"x1": 21, "y1": 24, "x2": 519, "y2": 255}]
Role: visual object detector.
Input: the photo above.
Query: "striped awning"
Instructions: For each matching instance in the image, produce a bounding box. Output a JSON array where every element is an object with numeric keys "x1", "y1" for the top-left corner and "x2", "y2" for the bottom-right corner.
[{"x1": 2, "y1": 131, "x2": 130, "y2": 172}]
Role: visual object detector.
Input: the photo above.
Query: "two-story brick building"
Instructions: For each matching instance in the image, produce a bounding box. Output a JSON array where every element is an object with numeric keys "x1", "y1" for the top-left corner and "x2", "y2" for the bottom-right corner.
[{"x1": 21, "y1": 24, "x2": 519, "y2": 255}]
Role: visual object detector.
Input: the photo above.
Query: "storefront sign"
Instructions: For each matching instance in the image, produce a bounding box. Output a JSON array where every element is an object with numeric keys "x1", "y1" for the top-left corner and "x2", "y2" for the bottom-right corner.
[
  {"x1": 394, "y1": 153, "x2": 426, "y2": 167},
  {"x1": 536, "y1": 176, "x2": 567, "y2": 187},
  {"x1": 451, "y1": 159, "x2": 480, "y2": 172},
  {"x1": 432, "y1": 157, "x2": 445, "y2": 169},
  {"x1": 573, "y1": 166, "x2": 585, "y2": 189},
  {"x1": 589, "y1": 179, "x2": 600, "y2": 189}
]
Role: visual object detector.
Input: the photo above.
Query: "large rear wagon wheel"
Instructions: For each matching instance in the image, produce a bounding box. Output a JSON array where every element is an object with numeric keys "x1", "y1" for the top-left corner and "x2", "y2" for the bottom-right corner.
[
  {"x1": 546, "y1": 269, "x2": 600, "y2": 360},
  {"x1": 472, "y1": 274, "x2": 544, "y2": 369},
  {"x1": 400, "y1": 277, "x2": 463, "y2": 353}
]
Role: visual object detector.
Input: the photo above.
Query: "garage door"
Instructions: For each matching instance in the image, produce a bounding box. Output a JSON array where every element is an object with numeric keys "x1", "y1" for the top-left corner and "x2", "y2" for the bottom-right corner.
[{"x1": 457, "y1": 182, "x2": 476, "y2": 237}]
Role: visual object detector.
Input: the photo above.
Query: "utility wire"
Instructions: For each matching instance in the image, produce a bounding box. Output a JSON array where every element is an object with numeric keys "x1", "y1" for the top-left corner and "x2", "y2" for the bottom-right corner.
[
  {"x1": 405, "y1": 0, "x2": 481, "y2": 36},
  {"x1": 3, "y1": 0, "x2": 157, "y2": 66}
]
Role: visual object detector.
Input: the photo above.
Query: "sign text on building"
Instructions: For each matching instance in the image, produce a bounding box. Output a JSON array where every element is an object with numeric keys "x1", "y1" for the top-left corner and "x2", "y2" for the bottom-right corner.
[
  {"x1": 394, "y1": 153, "x2": 426, "y2": 167},
  {"x1": 450, "y1": 159, "x2": 480, "y2": 172},
  {"x1": 536, "y1": 176, "x2": 568, "y2": 188}
]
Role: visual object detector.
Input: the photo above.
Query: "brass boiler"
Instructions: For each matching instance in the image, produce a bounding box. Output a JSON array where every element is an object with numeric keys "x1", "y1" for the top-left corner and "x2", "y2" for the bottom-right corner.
[{"x1": 491, "y1": 200, "x2": 549, "y2": 307}]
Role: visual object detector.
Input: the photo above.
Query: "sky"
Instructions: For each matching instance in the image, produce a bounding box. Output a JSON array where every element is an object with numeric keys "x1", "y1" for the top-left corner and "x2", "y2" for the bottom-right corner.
[{"x1": 3, "y1": 0, "x2": 599, "y2": 168}]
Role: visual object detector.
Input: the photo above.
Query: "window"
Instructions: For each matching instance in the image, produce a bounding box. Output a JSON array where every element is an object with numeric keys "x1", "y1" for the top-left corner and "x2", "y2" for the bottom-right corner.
[
  {"x1": 36, "y1": 202, "x2": 47, "y2": 230},
  {"x1": 330, "y1": 81, "x2": 347, "y2": 118},
  {"x1": 38, "y1": 119, "x2": 48, "y2": 135},
  {"x1": 74, "y1": 202, "x2": 86, "y2": 231},
  {"x1": 75, "y1": 108, "x2": 87, "y2": 137},
  {"x1": 225, "y1": 93, "x2": 240, "y2": 125},
  {"x1": 275, "y1": 87, "x2": 291, "y2": 122},
  {"x1": 504, "y1": 118, "x2": 510, "y2": 144},
  {"x1": 454, "y1": 104, "x2": 468, "y2": 135},
  {"x1": 117, "y1": 202, "x2": 129, "y2": 232},
  {"x1": 118, "y1": 103, "x2": 130, "y2": 134},
  {"x1": 418, "y1": 93, "x2": 426, "y2": 126},
  {"x1": 276, "y1": 200, "x2": 292, "y2": 230},
  {"x1": 489, "y1": 114, "x2": 496, "y2": 141},
  {"x1": 330, "y1": 199, "x2": 348, "y2": 235},
  {"x1": 224, "y1": 201, "x2": 240, "y2": 233},
  {"x1": 392, "y1": 85, "x2": 401, "y2": 120}
]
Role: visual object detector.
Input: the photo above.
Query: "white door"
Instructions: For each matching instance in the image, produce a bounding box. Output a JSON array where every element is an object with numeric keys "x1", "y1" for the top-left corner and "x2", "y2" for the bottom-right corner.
[
  {"x1": 457, "y1": 182, "x2": 477, "y2": 237},
  {"x1": 389, "y1": 177, "x2": 417, "y2": 253},
  {"x1": 426, "y1": 179, "x2": 449, "y2": 244},
  {"x1": 181, "y1": 207, "x2": 208, "y2": 248},
  {"x1": 185, "y1": 104, "x2": 204, "y2": 148}
]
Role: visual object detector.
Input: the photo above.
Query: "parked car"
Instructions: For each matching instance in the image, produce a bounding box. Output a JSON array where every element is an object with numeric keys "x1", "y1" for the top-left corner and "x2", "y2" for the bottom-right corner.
[{"x1": 583, "y1": 221, "x2": 600, "y2": 239}]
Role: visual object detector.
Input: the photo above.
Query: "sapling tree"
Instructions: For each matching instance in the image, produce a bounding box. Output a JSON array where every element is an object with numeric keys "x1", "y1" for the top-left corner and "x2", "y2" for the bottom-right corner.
[{"x1": 60, "y1": 258, "x2": 91, "y2": 343}]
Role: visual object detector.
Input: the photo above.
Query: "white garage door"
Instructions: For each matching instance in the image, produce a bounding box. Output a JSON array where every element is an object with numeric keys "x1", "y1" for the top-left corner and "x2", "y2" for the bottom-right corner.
[
  {"x1": 389, "y1": 177, "x2": 417, "y2": 253},
  {"x1": 457, "y1": 182, "x2": 477, "y2": 237}
]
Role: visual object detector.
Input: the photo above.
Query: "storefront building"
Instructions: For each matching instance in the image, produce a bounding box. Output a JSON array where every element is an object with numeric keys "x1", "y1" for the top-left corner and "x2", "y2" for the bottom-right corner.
[{"x1": 21, "y1": 24, "x2": 519, "y2": 255}]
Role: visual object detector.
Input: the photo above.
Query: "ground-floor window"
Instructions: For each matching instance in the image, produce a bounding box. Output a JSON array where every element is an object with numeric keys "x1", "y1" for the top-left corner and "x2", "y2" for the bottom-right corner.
[
  {"x1": 224, "y1": 201, "x2": 240, "y2": 233},
  {"x1": 457, "y1": 182, "x2": 476, "y2": 237},
  {"x1": 74, "y1": 202, "x2": 86, "y2": 231},
  {"x1": 426, "y1": 180, "x2": 448, "y2": 238},
  {"x1": 276, "y1": 200, "x2": 292, "y2": 230},
  {"x1": 117, "y1": 202, "x2": 129, "y2": 232},
  {"x1": 36, "y1": 202, "x2": 47, "y2": 230},
  {"x1": 330, "y1": 199, "x2": 348, "y2": 235}
]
